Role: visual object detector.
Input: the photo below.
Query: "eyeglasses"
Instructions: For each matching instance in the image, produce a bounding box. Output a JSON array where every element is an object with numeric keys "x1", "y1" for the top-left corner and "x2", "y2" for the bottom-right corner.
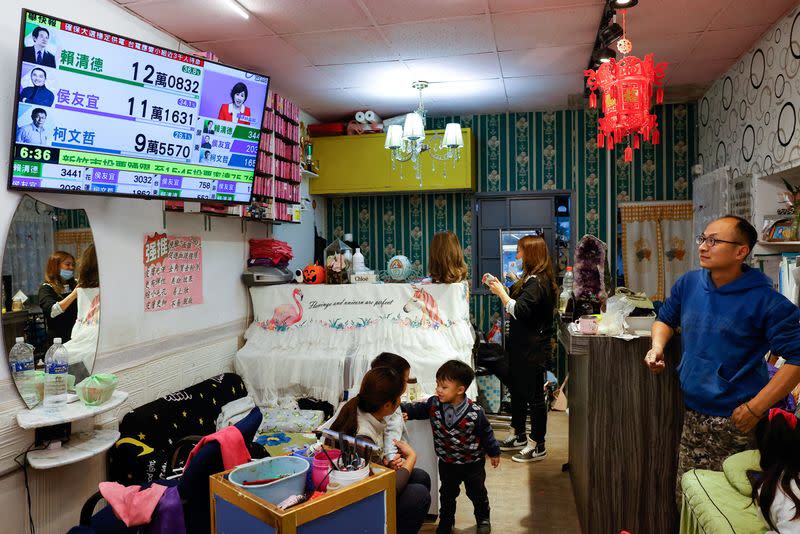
[{"x1": 695, "y1": 234, "x2": 742, "y2": 247}]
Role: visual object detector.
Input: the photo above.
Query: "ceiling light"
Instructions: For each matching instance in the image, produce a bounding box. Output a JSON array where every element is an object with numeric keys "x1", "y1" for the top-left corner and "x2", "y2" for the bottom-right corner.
[
  {"x1": 222, "y1": 0, "x2": 250, "y2": 19},
  {"x1": 600, "y1": 21, "x2": 624, "y2": 45},
  {"x1": 611, "y1": 0, "x2": 638, "y2": 7},
  {"x1": 593, "y1": 47, "x2": 616, "y2": 63},
  {"x1": 384, "y1": 81, "x2": 463, "y2": 187}
]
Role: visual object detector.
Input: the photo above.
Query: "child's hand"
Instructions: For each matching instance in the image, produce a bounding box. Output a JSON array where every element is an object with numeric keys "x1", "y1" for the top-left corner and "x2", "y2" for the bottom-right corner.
[
  {"x1": 389, "y1": 455, "x2": 404, "y2": 470},
  {"x1": 402, "y1": 412, "x2": 408, "y2": 422},
  {"x1": 490, "y1": 456, "x2": 500, "y2": 468}
]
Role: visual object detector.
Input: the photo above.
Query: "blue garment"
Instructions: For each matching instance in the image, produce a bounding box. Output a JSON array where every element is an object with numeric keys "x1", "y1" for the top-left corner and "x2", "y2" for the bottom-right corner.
[
  {"x1": 20, "y1": 85, "x2": 54, "y2": 106},
  {"x1": 658, "y1": 265, "x2": 800, "y2": 417}
]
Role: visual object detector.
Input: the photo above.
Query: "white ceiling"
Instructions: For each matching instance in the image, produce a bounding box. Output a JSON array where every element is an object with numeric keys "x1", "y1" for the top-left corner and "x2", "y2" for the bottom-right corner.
[{"x1": 112, "y1": 0, "x2": 797, "y2": 121}]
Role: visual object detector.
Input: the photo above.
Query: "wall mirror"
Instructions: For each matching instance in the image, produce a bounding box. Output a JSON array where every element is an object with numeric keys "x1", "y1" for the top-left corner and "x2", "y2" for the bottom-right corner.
[{"x1": 2, "y1": 196, "x2": 99, "y2": 408}]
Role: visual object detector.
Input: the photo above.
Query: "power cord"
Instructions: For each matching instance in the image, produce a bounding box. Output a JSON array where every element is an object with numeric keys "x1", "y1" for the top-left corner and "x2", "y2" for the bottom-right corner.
[{"x1": 13, "y1": 441, "x2": 51, "y2": 534}]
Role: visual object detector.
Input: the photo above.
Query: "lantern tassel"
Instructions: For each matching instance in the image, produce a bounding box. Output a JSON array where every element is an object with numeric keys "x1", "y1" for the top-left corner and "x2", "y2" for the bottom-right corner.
[
  {"x1": 597, "y1": 132, "x2": 604, "y2": 148},
  {"x1": 652, "y1": 128, "x2": 661, "y2": 145},
  {"x1": 643, "y1": 128, "x2": 650, "y2": 142},
  {"x1": 656, "y1": 88, "x2": 664, "y2": 104},
  {"x1": 589, "y1": 92, "x2": 597, "y2": 109},
  {"x1": 624, "y1": 146, "x2": 633, "y2": 163},
  {"x1": 608, "y1": 133, "x2": 614, "y2": 148},
  {"x1": 633, "y1": 135, "x2": 640, "y2": 149}
]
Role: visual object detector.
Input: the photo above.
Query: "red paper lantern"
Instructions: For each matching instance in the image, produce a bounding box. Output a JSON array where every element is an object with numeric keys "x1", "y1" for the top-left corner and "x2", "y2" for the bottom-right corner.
[{"x1": 585, "y1": 53, "x2": 667, "y2": 163}]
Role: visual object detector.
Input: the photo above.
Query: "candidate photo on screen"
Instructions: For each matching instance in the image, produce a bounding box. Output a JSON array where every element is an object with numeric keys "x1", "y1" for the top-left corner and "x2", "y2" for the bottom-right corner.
[
  {"x1": 19, "y1": 66, "x2": 55, "y2": 107},
  {"x1": 16, "y1": 105, "x2": 51, "y2": 146},
  {"x1": 201, "y1": 134, "x2": 212, "y2": 149},
  {"x1": 217, "y1": 82, "x2": 251, "y2": 125},
  {"x1": 204, "y1": 119, "x2": 215, "y2": 134},
  {"x1": 200, "y1": 149, "x2": 212, "y2": 163},
  {"x1": 22, "y1": 25, "x2": 57, "y2": 68}
]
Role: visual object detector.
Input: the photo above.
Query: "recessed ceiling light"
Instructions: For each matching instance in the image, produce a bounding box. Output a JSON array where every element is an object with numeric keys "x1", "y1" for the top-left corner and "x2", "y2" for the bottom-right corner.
[{"x1": 222, "y1": 0, "x2": 250, "y2": 19}]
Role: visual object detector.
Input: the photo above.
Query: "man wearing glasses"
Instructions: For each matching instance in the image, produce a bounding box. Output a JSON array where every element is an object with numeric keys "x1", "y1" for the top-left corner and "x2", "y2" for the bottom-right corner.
[{"x1": 644, "y1": 215, "x2": 800, "y2": 499}]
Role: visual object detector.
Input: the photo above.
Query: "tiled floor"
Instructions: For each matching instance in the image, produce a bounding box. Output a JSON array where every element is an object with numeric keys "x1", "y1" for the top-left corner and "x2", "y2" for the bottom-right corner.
[{"x1": 419, "y1": 411, "x2": 580, "y2": 534}]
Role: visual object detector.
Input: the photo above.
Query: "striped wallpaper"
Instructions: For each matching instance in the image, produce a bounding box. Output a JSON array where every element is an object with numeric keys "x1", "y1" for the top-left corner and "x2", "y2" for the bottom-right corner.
[{"x1": 327, "y1": 104, "x2": 697, "y2": 336}]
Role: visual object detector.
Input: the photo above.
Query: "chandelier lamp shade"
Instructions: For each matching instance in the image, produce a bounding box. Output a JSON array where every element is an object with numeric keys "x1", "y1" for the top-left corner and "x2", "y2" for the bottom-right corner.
[{"x1": 585, "y1": 9, "x2": 667, "y2": 163}]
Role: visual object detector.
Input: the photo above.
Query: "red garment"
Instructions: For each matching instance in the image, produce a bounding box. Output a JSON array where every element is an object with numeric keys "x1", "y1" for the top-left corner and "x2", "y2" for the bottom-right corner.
[
  {"x1": 99, "y1": 482, "x2": 167, "y2": 527},
  {"x1": 184, "y1": 425, "x2": 250, "y2": 472},
  {"x1": 217, "y1": 103, "x2": 251, "y2": 124}
]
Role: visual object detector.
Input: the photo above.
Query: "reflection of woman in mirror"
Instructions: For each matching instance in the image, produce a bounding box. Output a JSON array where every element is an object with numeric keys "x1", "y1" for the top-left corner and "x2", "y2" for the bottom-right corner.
[
  {"x1": 20, "y1": 67, "x2": 54, "y2": 107},
  {"x1": 64, "y1": 244, "x2": 99, "y2": 383},
  {"x1": 38, "y1": 251, "x2": 78, "y2": 345},
  {"x1": 217, "y1": 82, "x2": 251, "y2": 124}
]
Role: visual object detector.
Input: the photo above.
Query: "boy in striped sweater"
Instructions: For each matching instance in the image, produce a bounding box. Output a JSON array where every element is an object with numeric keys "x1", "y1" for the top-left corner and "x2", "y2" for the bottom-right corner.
[{"x1": 402, "y1": 360, "x2": 500, "y2": 534}]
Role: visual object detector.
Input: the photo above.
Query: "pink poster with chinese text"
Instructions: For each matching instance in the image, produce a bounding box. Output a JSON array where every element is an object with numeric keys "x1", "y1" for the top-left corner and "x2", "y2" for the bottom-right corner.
[{"x1": 144, "y1": 233, "x2": 203, "y2": 312}]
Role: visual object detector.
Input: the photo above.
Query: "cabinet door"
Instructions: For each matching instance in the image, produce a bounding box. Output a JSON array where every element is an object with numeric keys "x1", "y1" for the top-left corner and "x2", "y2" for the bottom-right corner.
[{"x1": 310, "y1": 134, "x2": 391, "y2": 194}]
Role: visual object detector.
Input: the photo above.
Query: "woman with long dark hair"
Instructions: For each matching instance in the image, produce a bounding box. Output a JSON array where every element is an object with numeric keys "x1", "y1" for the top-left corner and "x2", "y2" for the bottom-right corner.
[
  {"x1": 487, "y1": 235, "x2": 557, "y2": 463},
  {"x1": 330, "y1": 367, "x2": 431, "y2": 534},
  {"x1": 750, "y1": 409, "x2": 800, "y2": 532}
]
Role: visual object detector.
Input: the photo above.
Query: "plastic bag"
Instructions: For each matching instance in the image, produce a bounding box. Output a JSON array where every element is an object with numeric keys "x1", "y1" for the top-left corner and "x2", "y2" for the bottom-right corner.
[
  {"x1": 597, "y1": 295, "x2": 636, "y2": 336},
  {"x1": 75, "y1": 373, "x2": 118, "y2": 406}
]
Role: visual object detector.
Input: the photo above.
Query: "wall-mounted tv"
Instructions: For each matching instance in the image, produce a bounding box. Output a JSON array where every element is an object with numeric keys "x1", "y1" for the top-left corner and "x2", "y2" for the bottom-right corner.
[{"x1": 8, "y1": 10, "x2": 269, "y2": 204}]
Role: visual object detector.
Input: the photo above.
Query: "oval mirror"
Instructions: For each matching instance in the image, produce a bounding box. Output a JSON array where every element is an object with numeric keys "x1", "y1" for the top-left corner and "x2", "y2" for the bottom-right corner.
[{"x1": 2, "y1": 196, "x2": 99, "y2": 408}]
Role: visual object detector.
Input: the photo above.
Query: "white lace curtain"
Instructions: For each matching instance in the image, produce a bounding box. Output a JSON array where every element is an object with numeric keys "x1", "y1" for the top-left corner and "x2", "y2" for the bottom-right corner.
[
  {"x1": 2, "y1": 197, "x2": 55, "y2": 300},
  {"x1": 620, "y1": 202, "x2": 694, "y2": 301}
]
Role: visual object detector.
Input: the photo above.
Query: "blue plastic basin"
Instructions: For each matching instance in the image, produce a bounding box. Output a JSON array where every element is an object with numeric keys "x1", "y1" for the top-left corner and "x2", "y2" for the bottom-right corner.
[{"x1": 228, "y1": 456, "x2": 310, "y2": 504}]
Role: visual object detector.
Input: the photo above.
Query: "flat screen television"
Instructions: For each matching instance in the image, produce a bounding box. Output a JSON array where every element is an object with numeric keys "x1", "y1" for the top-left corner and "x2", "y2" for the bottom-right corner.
[{"x1": 8, "y1": 10, "x2": 269, "y2": 204}]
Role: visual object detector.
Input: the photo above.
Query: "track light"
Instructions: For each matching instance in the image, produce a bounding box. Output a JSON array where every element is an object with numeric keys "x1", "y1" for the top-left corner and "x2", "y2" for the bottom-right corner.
[
  {"x1": 593, "y1": 47, "x2": 616, "y2": 63},
  {"x1": 600, "y1": 21, "x2": 624, "y2": 45},
  {"x1": 611, "y1": 0, "x2": 638, "y2": 7}
]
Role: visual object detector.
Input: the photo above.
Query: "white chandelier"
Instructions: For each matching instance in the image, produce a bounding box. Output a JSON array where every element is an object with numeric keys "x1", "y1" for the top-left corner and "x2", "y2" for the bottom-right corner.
[{"x1": 384, "y1": 81, "x2": 464, "y2": 187}]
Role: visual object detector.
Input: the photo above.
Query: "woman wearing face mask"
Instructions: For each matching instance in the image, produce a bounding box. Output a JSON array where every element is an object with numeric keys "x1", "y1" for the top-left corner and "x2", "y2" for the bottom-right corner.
[
  {"x1": 38, "y1": 250, "x2": 79, "y2": 345},
  {"x1": 217, "y1": 82, "x2": 251, "y2": 125},
  {"x1": 486, "y1": 235, "x2": 557, "y2": 463},
  {"x1": 19, "y1": 67, "x2": 54, "y2": 107}
]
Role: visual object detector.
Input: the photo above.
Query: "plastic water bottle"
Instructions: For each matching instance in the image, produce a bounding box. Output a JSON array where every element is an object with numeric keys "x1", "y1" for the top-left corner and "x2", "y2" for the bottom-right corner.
[
  {"x1": 559, "y1": 267, "x2": 574, "y2": 314},
  {"x1": 9, "y1": 337, "x2": 36, "y2": 407},
  {"x1": 44, "y1": 338, "x2": 69, "y2": 406}
]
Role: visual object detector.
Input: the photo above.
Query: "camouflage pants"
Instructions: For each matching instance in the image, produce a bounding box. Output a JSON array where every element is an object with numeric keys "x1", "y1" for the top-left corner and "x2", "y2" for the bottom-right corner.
[{"x1": 676, "y1": 408, "x2": 753, "y2": 503}]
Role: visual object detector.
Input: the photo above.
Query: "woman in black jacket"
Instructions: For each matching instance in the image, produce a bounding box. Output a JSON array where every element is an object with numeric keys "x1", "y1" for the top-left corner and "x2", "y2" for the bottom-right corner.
[
  {"x1": 38, "y1": 250, "x2": 78, "y2": 345},
  {"x1": 487, "y1": 235, "x2": 557, "y2": 463}
]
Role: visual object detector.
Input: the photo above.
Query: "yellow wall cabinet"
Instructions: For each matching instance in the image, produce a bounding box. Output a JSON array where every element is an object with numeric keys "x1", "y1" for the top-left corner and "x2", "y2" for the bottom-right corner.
[{"x1": 310, "y1": 128, "x2": 475, "y2": 195}]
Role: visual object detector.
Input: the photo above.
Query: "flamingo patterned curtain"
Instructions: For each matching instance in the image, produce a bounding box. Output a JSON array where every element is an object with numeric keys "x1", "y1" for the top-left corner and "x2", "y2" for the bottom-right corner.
[
  {"x1": 236, "y1": 283, "x2": 474, "y2": 407},
  {"x1": 620, "y1": 201, "x2": 693, "y2": 301}
]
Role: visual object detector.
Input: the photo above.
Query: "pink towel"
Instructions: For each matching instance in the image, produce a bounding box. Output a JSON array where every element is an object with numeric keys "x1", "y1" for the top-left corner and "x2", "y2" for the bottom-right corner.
[
  {"x1": 184, "y1": 424, "x2": 250, "y2": 472},
  {"x1": 99, "y1": 482, "x2": 167, "y2": 527}
]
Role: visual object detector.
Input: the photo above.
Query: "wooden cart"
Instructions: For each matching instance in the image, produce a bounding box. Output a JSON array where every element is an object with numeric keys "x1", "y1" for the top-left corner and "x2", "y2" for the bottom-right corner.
[{"x1": 210, "y1": 463, "x2": 397, "y2": 534}]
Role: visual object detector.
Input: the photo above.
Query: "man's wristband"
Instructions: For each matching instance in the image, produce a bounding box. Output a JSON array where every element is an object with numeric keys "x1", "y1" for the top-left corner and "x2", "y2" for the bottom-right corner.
[{"x1": 744, "y1": 402, "x2": 761, "y2": 418}]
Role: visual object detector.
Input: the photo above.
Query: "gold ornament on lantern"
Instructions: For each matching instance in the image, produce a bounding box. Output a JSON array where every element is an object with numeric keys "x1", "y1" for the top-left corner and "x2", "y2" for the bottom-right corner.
[{"x1": 617, "y1": 38, "x2": 632, "y2": 55}]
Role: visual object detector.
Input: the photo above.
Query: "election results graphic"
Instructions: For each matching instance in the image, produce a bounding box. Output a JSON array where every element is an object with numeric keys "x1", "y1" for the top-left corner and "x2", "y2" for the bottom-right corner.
[{"x1": 9, "y1": 10, "x2": 269, "y2": 203}]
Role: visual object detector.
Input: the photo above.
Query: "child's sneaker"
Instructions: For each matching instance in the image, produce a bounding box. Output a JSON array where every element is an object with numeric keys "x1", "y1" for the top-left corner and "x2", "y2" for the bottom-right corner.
[
  {"x1": 512, "y1": 440, "x2": 546, "y2": 463},
  {"x1": 499, "y1": 433, "x2": 526, "y2": 451},
  {"x1": 477, "y1": 518, "x2": 492, "y2": 533}
]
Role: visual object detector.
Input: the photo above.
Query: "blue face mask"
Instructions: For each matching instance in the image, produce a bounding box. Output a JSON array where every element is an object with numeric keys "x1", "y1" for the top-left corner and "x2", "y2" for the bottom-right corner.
[{"x1": 60, "y1": 270, "x2": 74, "y2": 280}]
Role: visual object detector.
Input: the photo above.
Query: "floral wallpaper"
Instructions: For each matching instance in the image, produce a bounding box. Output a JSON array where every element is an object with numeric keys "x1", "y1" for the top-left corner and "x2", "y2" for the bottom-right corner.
[{"x1": 327, "y1": 104, "x2": 696, "y2": 337}]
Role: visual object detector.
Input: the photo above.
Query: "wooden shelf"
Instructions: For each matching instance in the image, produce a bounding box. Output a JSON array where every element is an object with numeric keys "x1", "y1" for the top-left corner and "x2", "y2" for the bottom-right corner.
[
  {"x1": 758, "y1": 241, "x2": 800, "y2": 247},
  {"x1": 27, "y1": 429, "x2": 120, "y2": 469},
  {"x1": 302, "y1": 169, "x2": 319, "y2": 178},
  {"x1": 17, "y1": 390, "x2": 128, "y2": 429}
]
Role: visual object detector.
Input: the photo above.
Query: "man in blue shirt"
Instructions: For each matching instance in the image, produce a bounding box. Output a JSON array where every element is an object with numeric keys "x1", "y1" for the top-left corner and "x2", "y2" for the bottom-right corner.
[{"x1": 645, "y1": 215, "x2": 800, "y2": 498}]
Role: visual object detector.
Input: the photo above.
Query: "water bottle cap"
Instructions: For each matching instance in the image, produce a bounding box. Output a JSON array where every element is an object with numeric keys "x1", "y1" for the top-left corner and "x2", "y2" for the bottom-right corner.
[
  {"x1": 566, "y1": 266, "x2": 573, "y2": 271},
  {"x1": 15, "y1": 337, "x2": 24, "y2": 343},
  {"x1": 355, "y1": 248, "x2": 361, "y2": 253},
  {"x1": 53, "y1": 338, "x2": 62, "y2": 344}
]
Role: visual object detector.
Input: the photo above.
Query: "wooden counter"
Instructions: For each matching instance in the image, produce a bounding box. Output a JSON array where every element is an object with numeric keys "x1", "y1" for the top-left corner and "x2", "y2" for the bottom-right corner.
[{"x1": 558, "y1": 322, "x2": 684, "y2": 534}]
